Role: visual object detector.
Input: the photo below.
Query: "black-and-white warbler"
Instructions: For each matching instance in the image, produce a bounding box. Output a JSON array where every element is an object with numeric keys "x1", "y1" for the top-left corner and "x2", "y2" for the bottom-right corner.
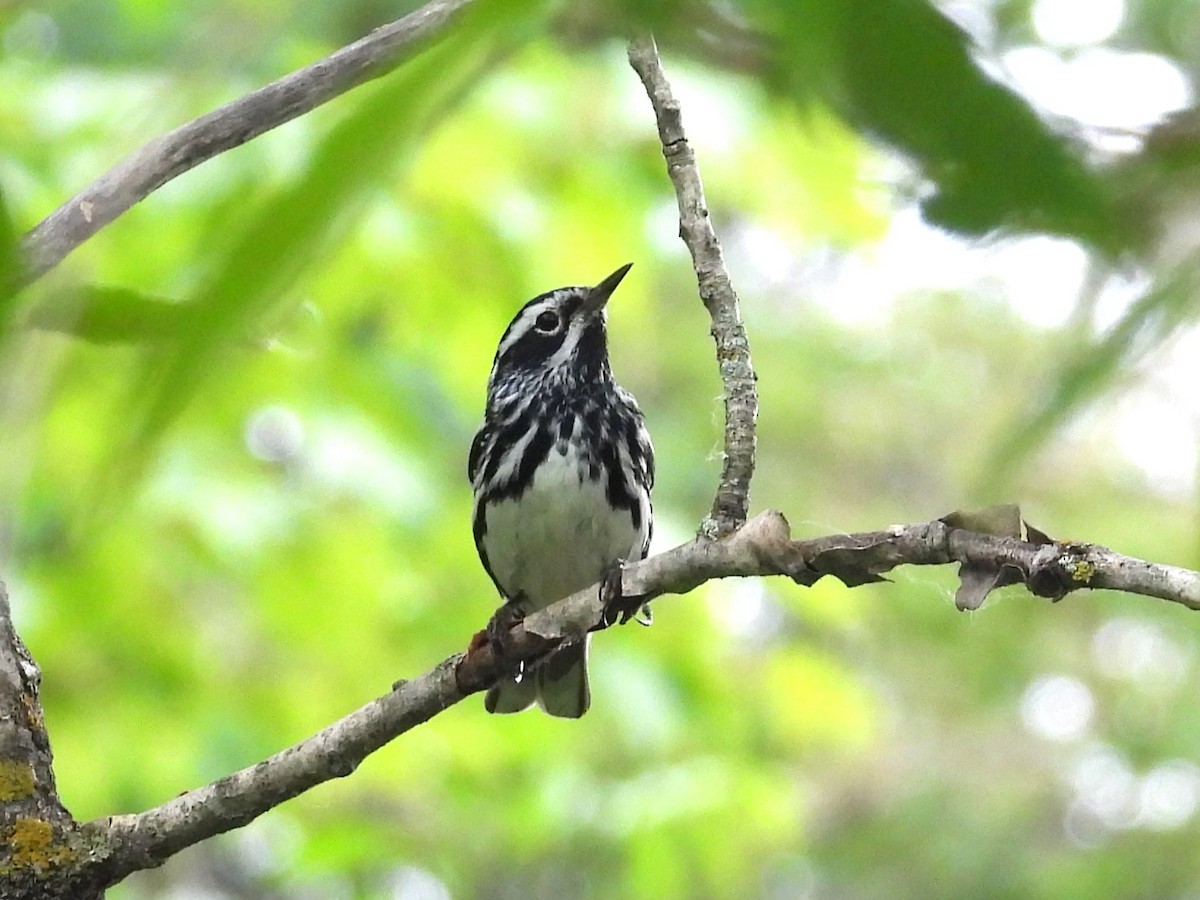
[{"x1": 469, "y1": 263, "x2": 655, "y2": 718}]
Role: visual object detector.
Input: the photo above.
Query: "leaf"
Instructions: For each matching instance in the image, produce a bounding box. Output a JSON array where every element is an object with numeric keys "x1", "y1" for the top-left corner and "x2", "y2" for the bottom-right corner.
[
  {"x1": 25, "y1": 286, "x2": 193, "y2": 343},
  {"x1": 0, "y1": 184, "x2": 21, "y2": 331},
  {"x1": 953, "y1": 562, "x2": 1024, "y2": 611},
  {"x1": 805, "y1": 546, "x2": 893, "y2": 587},
  {"x1": 752, "y1": 0, "x2": 1121, "y2": 251},
  {"x1": 795, "y1": 530, "x2": 904, "y2": 587},
  {"x1": 940, "y1": 504, "x2": 1022, "y2": 539},
  {"x1": 800, "y1": 505, "x2": 1031, "y2": 591},
  {"x1": 101, "y1": 0, "x2": 545, "y2": 500},
  {"x1": 940, "y1": 504, "x2": 1025, "y2": 610},
  {"x1": 1024, "y1": 521, "x2": 1054, "y2": 545}
]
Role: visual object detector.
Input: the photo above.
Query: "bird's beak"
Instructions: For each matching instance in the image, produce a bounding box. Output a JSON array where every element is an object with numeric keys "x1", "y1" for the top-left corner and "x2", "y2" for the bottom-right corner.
[{"x1": 583, "y1": 262, "x2": 633, "y2": 315}]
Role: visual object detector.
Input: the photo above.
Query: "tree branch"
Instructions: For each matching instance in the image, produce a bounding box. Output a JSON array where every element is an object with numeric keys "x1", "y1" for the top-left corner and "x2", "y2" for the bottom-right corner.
[
  {"x1": 0, "y1": 586, "x2": 105, "y2": 899},
  {"x1": 628, "y1": 36, "x2": 759, "y2": 539},
  {"x1": 66, "y1": 507, "x2": 1200, "y2": 887},
  {"x1": 18, "y1": 0, "x2": 474, "y2": 284}
]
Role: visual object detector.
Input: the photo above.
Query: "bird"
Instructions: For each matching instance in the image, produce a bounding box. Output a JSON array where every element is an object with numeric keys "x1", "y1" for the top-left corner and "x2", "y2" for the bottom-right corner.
[{"x1": 468, "y1": 263, "x2": 654, "y2": 718}]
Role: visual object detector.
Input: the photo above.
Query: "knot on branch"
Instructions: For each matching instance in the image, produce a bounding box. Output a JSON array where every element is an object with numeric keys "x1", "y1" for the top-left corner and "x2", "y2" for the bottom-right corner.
[{"x1": 1026, "y1": 543, "x2": 1096, "y2": 601}]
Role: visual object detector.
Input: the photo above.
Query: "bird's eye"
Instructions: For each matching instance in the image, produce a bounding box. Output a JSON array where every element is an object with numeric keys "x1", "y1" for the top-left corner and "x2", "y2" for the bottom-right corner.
[{"x1": 533, "y1": 311, "x2": 560, "y2": 334}]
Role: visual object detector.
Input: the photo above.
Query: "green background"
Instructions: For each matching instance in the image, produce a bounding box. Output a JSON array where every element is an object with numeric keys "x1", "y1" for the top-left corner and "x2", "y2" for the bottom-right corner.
[{"x1": 3, "y1": 0, "x2": 1200, "y2": 896}]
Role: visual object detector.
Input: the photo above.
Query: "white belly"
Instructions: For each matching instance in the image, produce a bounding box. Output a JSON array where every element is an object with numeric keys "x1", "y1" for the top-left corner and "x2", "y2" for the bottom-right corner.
[{"x1": 483, "y1": 444, "x2": 645, "y2": 611}]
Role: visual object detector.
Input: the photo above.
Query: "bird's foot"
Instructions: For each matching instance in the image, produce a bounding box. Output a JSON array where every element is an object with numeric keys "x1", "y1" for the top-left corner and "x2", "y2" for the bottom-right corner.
[
  {"x1": 598, "y1": 559, "x2": 653, "y2": 628},
  {"x1": 485, "y1": 601, "x2": 528, "y2": 682}
]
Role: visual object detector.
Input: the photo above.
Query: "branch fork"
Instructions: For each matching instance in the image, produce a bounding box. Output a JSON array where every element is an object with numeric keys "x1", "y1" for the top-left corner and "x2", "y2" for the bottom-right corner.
[{"x1": 628, "y1": 35, "x2": 759, "y2": 539}]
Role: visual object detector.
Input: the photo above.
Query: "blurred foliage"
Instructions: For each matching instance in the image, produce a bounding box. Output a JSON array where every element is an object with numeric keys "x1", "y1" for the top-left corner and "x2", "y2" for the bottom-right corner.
[
  {"x1": 746, "y1": 0, "x2": 1122, "y2": 249},
  {"x1": 2, "y1": 0, "x2": 1200, "y2": 898}
]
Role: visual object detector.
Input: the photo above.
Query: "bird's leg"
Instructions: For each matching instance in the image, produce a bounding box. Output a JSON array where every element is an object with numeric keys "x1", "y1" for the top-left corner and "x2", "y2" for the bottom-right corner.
[
  {"x1": 486, "y1": 597, "x2": 528, "y2": 681},
  {"x1": 598, "y1": 559, "x2": 653, "y2": 629}
]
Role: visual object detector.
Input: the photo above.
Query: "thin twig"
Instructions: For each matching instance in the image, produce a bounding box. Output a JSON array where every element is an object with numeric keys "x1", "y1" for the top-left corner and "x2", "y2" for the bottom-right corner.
[
  {"x1": 628, "y1": 35, "x2": 758, "y2": 539},
  {"x1": 18, "y1": 0, "x2": 474, "y2": 284}
]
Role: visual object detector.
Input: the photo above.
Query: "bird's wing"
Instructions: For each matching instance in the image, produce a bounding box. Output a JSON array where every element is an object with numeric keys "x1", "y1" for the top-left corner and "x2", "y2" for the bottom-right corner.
[{"x1": 467, "y1": 424, "x2": 489, "y2": 484}]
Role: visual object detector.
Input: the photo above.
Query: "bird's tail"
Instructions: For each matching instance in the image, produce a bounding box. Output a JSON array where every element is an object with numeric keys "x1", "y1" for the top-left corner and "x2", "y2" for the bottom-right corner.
[
  {"x1": 536, "y1": 638, "x2": 590, "y2": 718},
  {"x1": 484, "y1": 671, "x2": 537, "y2": 714},
  {"x1": 483, "y1": 637, "x2": 590, "y2": 718}
]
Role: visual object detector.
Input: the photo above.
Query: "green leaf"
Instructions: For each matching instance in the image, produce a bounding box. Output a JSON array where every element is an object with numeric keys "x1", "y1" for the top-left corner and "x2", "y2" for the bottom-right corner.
[
  {"x1": 104, "y1": 0, "x2": 545, "y2": 499},
  {"x1": 751, "y1": 0, "x2": 1122, "y2": 251},
  {"x1": 25, "y1": 286, "x2": 192, "y2": 343},
  {"x1": 0, "y1": 184, "x2": 22, "y2": 331},
  {"x1": 940, "y1": 505, "x2": 1025, "y2": 610},
  {"x1": 940, "y1": 504, "x2": 1022, "y2": 539}
]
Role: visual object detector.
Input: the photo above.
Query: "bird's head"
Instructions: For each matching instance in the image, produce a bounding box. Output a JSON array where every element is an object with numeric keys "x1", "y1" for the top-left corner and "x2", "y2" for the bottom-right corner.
[{"x1": 487, "y1": 263, "x2": 632, "y2": 397}]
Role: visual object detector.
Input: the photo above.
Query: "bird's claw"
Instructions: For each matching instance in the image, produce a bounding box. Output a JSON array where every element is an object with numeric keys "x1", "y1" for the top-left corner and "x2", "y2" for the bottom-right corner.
[
  {"x1": 486, "y1": 602, "x2": 527, "y2": 681},
  {"x1": 598, "y1": 559, "x2": 653, "y2": 629}
]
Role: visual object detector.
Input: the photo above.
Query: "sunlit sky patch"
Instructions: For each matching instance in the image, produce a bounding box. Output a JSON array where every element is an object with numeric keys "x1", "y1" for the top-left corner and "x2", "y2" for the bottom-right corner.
[
  {"x1": 1032, "y1": 0, "x2": 1124, "y2": 47},
  {"x1": 1002, "y1": 45, "x2": 1192, "y2": 130},
  {"x1": 1112, "y1": 393, "x2": 1198, "y2": 496},
  {"x1": 797, "y1": 209, "x2": 1091, "y2": 330}
]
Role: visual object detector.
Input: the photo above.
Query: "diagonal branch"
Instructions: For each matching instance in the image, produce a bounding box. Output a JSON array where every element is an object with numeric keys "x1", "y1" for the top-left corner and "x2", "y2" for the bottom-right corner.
[
  {"x1": 628, "y1": 36, "x2": 759, "y2": 539},
  {"x1": 18, "y1": 0, "x2": 475, "y2": 284},
  {"x1": 76, "y1": 507, "x2": 1200, "y2": 887}
]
